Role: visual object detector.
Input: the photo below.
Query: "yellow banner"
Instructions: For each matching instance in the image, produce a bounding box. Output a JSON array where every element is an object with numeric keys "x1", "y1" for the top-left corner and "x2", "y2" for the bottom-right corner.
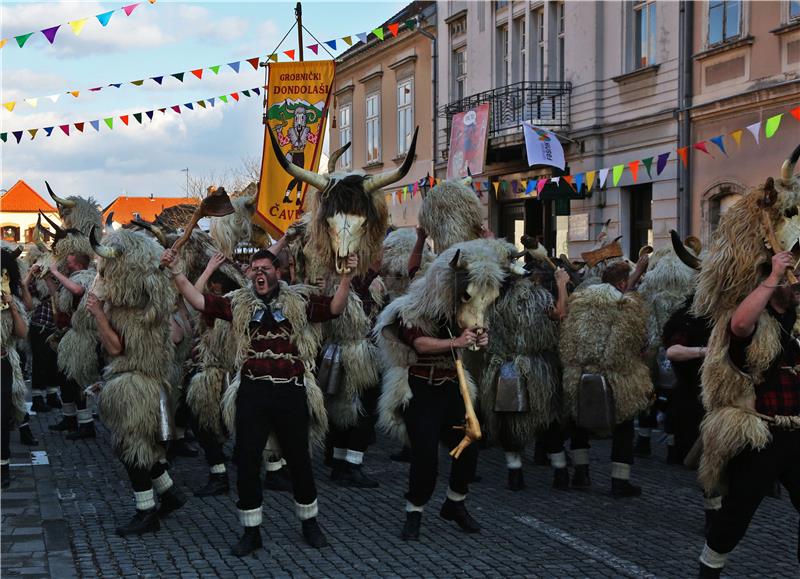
[{"x1": 255, "y1": 61, "x2": 335, "y2": 238}]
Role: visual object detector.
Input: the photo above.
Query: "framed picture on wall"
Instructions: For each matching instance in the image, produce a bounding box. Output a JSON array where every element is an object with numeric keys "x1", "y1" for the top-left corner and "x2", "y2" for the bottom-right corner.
[{"x1": 567, "y1": 213, "x2": 590, "y2": 242}]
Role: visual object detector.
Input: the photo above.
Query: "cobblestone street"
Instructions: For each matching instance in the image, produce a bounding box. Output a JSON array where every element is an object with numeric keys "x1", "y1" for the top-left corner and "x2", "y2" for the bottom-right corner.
[{"x1": 2, "y1": 406, "x2": 797, "y2": 578}]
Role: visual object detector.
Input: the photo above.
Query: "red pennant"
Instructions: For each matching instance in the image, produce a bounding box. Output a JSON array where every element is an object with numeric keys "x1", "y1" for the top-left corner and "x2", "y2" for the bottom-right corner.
[
  {"x1": 676, "y1": 147, "x2": 689, "y2": 167},
  {"x1": 247, "y1": 57, "x2": 260, "y2": 70},
  {"x1": 229, "y1": 92, "x2": 239, "y2": 101},
  {"x1": 562, "y1": 175, "x2": 574, "y2": 190},
  {"x1": 120, "y1": 115, "x2": 129, "y2": 125},
  {"x1": 388, "y1": 23, "x2": 400, "y2": 37},
  {"x1": 59, "y1": 124, "x2": 70, "y2": 136},
  {"x1": 429, "y1": 176, "x2": 435, "y2": 188},
  {"x1": 171, "y1": 105, "x2": 181, "y2": 114},
  {"x1": 159, "y1": 108, "x2": 167, "y2": 114},
  {"x1": 191, "y1": 69, "x2": 203, "y2": 79},
  {"x1": 283, "y1": 50, "x2": 295, "y2": 60},
  {"x1": 74, "y1": 122, "x2": 84, "y2": 132},
  {"x1": 693, "y1": 141, "x2": 713, "y2": 156},
  {"x1": 628, "y1": 160, "x2": 640, "y2": 183},
  {"x1": 791, "y1": 106, "x2": 800, "y2": 122}
]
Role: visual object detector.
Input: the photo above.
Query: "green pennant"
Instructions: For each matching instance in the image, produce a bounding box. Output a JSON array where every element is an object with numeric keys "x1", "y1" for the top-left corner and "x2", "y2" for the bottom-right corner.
[
  {"x1": 210, "y1": 65, "x2": 220, "y2": 74},
  {"x1": 372, "y1": 27, "x2": 385, "y2": 40},
  {"x1": 197, "y1": 100, "x2": 206, "y2": 108},
  {"x1": 219, "y1": 95, "x2": 228, "y2": 103},
  {"x1": 131, "y1": 80, "x2": 144, "y2": 86},
  {"x1": 242, "y1": 90, "x2": 250, "y2": 97},
  {"x1": 172, "y1": 72, "x2": 185, "y2": 82},
  {"x1": 405, "y1": 19, "x2": 416, "y2": 30},
  {"x1": 1, "y1": 133, "x2": 7, "y2": 143},
  {"x1": 104, "y1": 117, "x2": 113, "y2": 129},
  {"x1": 642, "y1": 157, "x2": 653, "y2": 178},
  {"x1": 15, "y1": 33, "x2": 34, "y2": 48},
  {"x1": 133, "y1": 112, "x2": 142, "y2": 124}
]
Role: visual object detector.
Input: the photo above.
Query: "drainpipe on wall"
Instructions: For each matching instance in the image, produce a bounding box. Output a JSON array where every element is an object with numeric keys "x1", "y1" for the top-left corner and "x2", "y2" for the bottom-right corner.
[
  {"x1": 678, "y1": 0, "x2": 694, "y2": 237},
  {"x1": 417, "y1": 10, "x2": 437, "y2": 180}
]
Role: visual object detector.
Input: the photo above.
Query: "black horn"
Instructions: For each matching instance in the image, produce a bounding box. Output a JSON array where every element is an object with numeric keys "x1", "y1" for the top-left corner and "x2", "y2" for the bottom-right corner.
[
  {"x1": 364, "y1": 126, "x2": 419, "y2": 193},
  {"x1": 670, "y1": 229, "x2": 702, "y2": 271},
  {"x1": 45, "y1": 181, "x2": 76, "y2": 208},
  {"x1": 781, "y1": 143, "x2": 800, "y2": 181},
  {"x1": 267, "y1": 127, "x2": 329, "y2": 192},
  {"x1": 328, "y1": 142, "x2": 352, "y2": 173}
]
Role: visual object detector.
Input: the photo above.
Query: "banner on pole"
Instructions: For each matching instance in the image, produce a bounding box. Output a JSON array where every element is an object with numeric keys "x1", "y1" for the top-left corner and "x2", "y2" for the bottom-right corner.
[
  {"x1": 523, "y1": 122, "x2": 565, "y2": 170},
  {"x1": 255, "y1": 61, "x2": 335, "y2": 238},
  {"x1": 446, "y1": 103, "x2": 490, "y2": 179}
]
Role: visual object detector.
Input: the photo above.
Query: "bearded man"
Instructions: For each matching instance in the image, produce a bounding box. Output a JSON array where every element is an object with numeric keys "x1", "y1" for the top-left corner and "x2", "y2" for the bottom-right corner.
[{"x1": 163, "y1": 247, "x2": 357, "y2": 555}]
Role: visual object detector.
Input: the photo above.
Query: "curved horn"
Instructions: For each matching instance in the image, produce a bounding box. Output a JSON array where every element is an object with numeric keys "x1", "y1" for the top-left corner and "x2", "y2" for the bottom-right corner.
[
  {"x1": 39, "y1": 211, "x2": 64, "y2": 237},
  {"x1": 45, "y1": 181, "x2": 76, "y2": 208},
  {"x1": 89, "y1": 226, "x2": 119, "y2": 259},
  {"x1": 105, "y1": 212, "x2": 115, "y2": 230},
  {"x1": 267, "y1": 127, "x2": 329, "y2": 192},
  {"x1": 328, "y1": 142, "x2": 351, "y2": 173},
  {"x1": 670, "y1": 229, "x2": 701, "y2": 271},
  {"x1": 33, "y1": 215, "x2": 52, "y2": 253},
  {"x1": 131, "y1": 218, "x2": 167, "y2": 247},
  {"x1": 364, "y1": 126, "x2": 419, "y2": 193},
  {"x1": 449, "y1": 248, "x2": 462, "y2": 270},
  {"x1": 10, "y1": 246, "x2": 23, "y2": 259},
  {"x1": 780, "y1": 143, "x2": 800, "y2": 181}
]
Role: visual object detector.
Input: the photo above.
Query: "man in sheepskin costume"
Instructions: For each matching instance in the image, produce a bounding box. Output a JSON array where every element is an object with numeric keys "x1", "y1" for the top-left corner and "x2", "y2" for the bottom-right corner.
[
  {"x1": 164, "y1": 246, "x2": 358, "y2": 555},
  {"x1": 693, "y1": 145, "x2": 800, "y2": 578}
]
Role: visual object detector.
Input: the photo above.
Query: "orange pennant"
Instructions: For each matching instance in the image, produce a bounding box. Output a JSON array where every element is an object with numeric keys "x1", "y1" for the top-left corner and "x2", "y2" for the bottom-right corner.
[
  {"x1": 70, "y1": 91, "x2": 80, "y2": 98},
  {"x1": 676, "y1": 147, "x2": 689, "y2": 167},
  {"x1": 628, "y1": 160, "x2": 640, "y2": 183},
  {"x1": 387, "y1": 23, "x2": 400, "y2": 37},
  {"x1": 562, "y1": 175, "x2": 574, "y2": 190}
]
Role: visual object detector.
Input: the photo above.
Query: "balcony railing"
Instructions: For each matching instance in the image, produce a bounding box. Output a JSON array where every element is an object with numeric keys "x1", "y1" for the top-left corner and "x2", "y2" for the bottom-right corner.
[{"x1": 440, "y1": 81, "x2": 571, "y2": 142}]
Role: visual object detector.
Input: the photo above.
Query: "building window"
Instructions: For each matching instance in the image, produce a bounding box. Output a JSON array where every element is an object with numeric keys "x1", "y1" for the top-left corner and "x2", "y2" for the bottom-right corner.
[
  {"x1": 453, "y1": 48, "x2": 467, "y2": 100},
  {"x1": 628, "y1": 184, "x2": 653, "y2": 259},
  {"x1": 338, "y1": 104, "x2": 352, "y2": 169},
  {"x1": 1, "y1": 225, "x2": 19, "y2": 243},
  {"x1": 557, "y1": 2, "x2": 565, "y2": 81},
  {"x1": 495, "y1": 0, "x2": 509, "y2": 9},
  {"x1": 396, "y1": 79, "x2": 414, "y2": 156},
  {"x1": 708, "y1": 0, "x2": 741, "y2": 46},
  {"x1": 449, "y1": 16, "x2": 466, "y2": 37},
  {"x1": 365, "y1": 93, "x2": 381, "y2": 164},
  {"x1": 516, "y1": 17, "x2": 527, "y2": 82},
  {"x1": 634, "y1": 1, "x2": 657, "y2": 68},
  {"x1": 498, "y1": 24, "x2": 510, "y2": 85},
  {"x1": 536, "y1": 9, "x2": 545, "y2": 81},
  {"x1": 791, "y1": 0, "x2": 800, "y2": 20}
]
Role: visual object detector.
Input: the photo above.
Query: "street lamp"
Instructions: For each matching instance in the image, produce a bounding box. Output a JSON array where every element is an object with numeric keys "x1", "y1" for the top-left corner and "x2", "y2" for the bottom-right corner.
[{"x1": 181, "y1": 168, "x2": 189, "y2": 198}]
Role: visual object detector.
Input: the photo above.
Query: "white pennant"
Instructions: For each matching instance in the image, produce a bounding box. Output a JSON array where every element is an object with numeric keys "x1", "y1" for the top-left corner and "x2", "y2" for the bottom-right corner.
[
  {"x1": 24, "y1": 98, "x2": 38, "y2": 108},
  {"x1": 550, "y1": 177, "x2": 560, "y2": 184},
  {"x1": 599, "y1": 168, "x2": 610, "y2": 188},
  {"x1": 746, "y1": 121, "x2": 761, "y2": 145},
  {"x1": 47, "y1": 94, "x2": 61, "y2": 103}
]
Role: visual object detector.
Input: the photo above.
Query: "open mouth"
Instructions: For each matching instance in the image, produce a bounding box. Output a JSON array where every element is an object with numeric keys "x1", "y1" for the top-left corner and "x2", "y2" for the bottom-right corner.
[
  {"x1": 254, "y1": 274, "x2": 268, "y2": 291},
  {"x1": 335, "y1": 255, "x2": 351, "y2": 274}
]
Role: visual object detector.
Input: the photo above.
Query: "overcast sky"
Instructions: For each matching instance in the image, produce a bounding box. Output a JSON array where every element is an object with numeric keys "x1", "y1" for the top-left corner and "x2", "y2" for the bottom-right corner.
[{"x1": 1, "y1": 0, "x2": 404, "y2": 206}]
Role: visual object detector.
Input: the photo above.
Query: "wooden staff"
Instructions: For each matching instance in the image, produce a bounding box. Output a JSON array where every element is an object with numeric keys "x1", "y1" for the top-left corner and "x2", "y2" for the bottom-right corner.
[{"x1": 449, "y1": 347, "x2": 482, "y2": 459}]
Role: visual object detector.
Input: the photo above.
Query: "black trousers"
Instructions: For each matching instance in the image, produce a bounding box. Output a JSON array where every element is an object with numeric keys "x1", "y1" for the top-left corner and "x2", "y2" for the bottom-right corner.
[
  {"x1": 234, "y1": 378, "x2": 316, "y2": 511},
  {"x1": 58, "y1": 373, "x2": 87, "y2": 411},
  {"x1": 402, "y1": 376, "x2": 479, "y2": 507},
  {"x1": 124, "y1": 459, "x2": 167, "y2": 493},
  {"x1": 665, "y1": 385, "x2": 704, "y2": 459},
  {"x1": 189, "y1": 413, "x2": 226, "y2": 467},
  {"x1": 30, "y1": 325, "x2": 58, "y2": 394},
  {"x1": 707, "y1": 429, "x2": 800, "y2": 560},
  {"x1": 501, "y1": 420, "x2": 565, "y2": 455},
  {"x1": 2, "y1": 357, "x2": 12, "y2": 462},
  {"x1": 329, "y1": 386, "x2": 379, "y2": 453},
  {"x1": 570, "y1": 419, "x2": 635, "y2": 465}
]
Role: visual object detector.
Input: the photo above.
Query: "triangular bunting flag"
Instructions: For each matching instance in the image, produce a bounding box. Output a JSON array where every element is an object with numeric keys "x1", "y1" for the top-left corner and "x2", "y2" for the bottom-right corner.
[
  {"x1": 69, "y1": 19, "x2": 87, "y2": 36},
  {"x1": 373, "y1": 27, "x2": 385, "y2": 40},
  {"x1": 765, "y1": 114, "x2": 782, "y2": 138},
  {"x1": 74, "y1": 122, "x2": 84, "y2": 132},
  {"x1": 642, "y1": 157, "x2": 654, "y2": 178},
  {"x1": 108, "y1": 83, "x2": 122, "y2": 88},
  {"x1": 356, "y1": 32, "x2": 368, "y2": 44},
  {"x1": 151, "y1": 76, "x2": 163, "y2": 85},
  {"x1": 0, "y1": 133, "x2": 6, "y2": 143},
  {"x1": 283, "y1": 50, "x2": 295, "y2": 60},
  {"x1": 628, "y1": 160, "x2": 640, "y2": 183},
  {"x1": 325, "y1": 39, "x2": 337, "y2": 50},
  {"x1": 656, "y1": 152, "x2": 670, "y2": 175},
  {"x1": 89, "y1": 87, "x2": 103, "y2": 92},
  {"x1": 12, "y1": 131, "x2": 22, "y2": 144},
  {"x1": 59, "y1": 125, "x2": 70, "y2": 136},
  {"x1": 172, "y1": 72, "x2": 185, "y2": 82},
  {"x1": 574, "y1": 173, "x2": 584, "y2": 193},
  {"x1": 41, "y1": 25, "x2": 60, "y2": 44},
  {"x1": 429, "y1": 175, "x2": 435, "y2": 188},
  {"x1": 268, "y1": 54, "x2": 278, "y2": 63},
  {"x1": 227, "y1": 61, "x2": 240, "y2": 73},
  {"x1": 70, "y1": 91, "x2": 80, "y2": 98},
  {"x1": 104, "y1": 118, "x2": 113, "y2": 129},
  {"x1": 492, "y1": 182, "x2": 500, "y2": 197},
  {"x1": 191, "y1": 69, "x2": 203, "y2": 79},
  {"x1": 44, "y1": 127, "x2": 54, "y2": 136},
  {"x1": 746, "y1": 121, "x2": 761, "y2": 145},
  {"x1": 709, "y1": 136, "x2": 726, "y2": 156},
  {"x1": 550, "y1": 177, "x2": 560, "y2": 186},
  {"x1": 89, "y1": 120, "x2": 99, "y2": 132},
  {"x1": 231, "y1": 92, "x2": 239, "y2": 101},
  {"x1": 612, "y1": 165, "x2": 624, "y2": 186},
  {"x1": 158, "y1": 108, "x2": 166, "y2": 114},
  {"x1": 145, "y1": 111, "x2": 154, "y2": 120},
  {"x1": 388, "y1": 23, "x2": 400, "y2": 37},
  {"x1": 122, "y1": 3, "x2": 141, "y2": 17},
  {"x1": 599, "y1": 168, "x2": 610, "y2": 188},
  {"x1": 196, "y1": 100, "x2": 206, "y2": 108},
  {"x1": 171, "y1": 105, "x2": 181, "y2": 114},
  {"x1": 3, "y1": 102, "x2": 15, "y2": 112},
  {"x1": 790, "y1": 106, "x2": 800, "y2": 123},
  {"x1": 730, "y1": 130, "x2": 743, "y2": 146},
  {"x1": 131, "y1": 80, "x2": 144, "y2": 86},
  {"x1": 526, "y1": 180, "x2": 535, "y2": 194},
  {"x1": 28, "y1": 129, "x2": 38, "y2": 140},
  {"x1": 120, "y1": 115, "x2": 129, "y2": 125},
  {"x1": 209, "y1": 65, "x2": 220, "y2": 75},
  {"x1": 693, "y1": 142, "x2": 713, "y2": 157},
  {"x1": 15, "y1": 33, "x2": 34, "y2": 48},
  {"x1": 405, "y1": 19, "x2": 416, "y2": 30},
  {"x1": 219, "y1": 95, "x2": 228, "y2": 103},
  {"x1": 133, "y1": 112, "x2": 142, "y2": 123},
  {"x1": 563, "y1": 175, "x2": 574, "y2": 190},
  {"x1": 247, "y1": 57, "x2": 260, "y2": 70},
  {"x1": 24, "y1": 98, "x2": 38, "y2": 108},
  {"x1": 47, "y1": 94, "x2": 60, "y2": 103},
  {"x1": 308, "y1": 44, "x2": 319, "y2": 55},
  {"x1": 585, "y1": 170, "x2": 596, "y2": 192},
  {"x1": 676, "y1": 147, "x2": 689, "y2": 167},
  {"x1": 242, "y1": 90, "x2": 250, "y2": 97},
  {"x1": 342, "y1": 35, "x2": 353, "y2": 46},
  {"x1": 184, "y1": 102, "x2": 194, "y2": 110},
  {"x1": 536, "y1": 179, "x2": 547, "y2": 195},
  {"x1": 96, "y1": 11, "x2": 114, "y2": 27},
  {"x1": 208, "y1": 98, "x2": 215, "y2": 107},
  {"x1": 0, "y1": 39, "x2": 5, "y2": 50}
]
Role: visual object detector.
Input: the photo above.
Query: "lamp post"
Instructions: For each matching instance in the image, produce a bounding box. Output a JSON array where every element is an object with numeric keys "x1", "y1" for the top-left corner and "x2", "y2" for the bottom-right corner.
[{"x1": 181, "y1": 168, "x2": 189, "y2": 198}]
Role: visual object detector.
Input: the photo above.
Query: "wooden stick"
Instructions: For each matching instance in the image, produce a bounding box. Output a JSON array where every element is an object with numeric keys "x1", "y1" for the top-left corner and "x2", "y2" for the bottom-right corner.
[{"x1": 449, "y1": 349, "x2": 482, "y2": 459}]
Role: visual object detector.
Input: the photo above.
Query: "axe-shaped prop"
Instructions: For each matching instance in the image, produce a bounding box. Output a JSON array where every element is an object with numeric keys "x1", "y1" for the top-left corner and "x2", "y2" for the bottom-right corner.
[{"x1": 449, "y1": 347, "x2": 482, "y2": 459}]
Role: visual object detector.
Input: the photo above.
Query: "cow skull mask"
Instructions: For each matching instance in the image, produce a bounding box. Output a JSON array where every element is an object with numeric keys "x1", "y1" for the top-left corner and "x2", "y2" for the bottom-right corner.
[{"x1": 450, "y1": 249, "x2": 501, "y2": 330}]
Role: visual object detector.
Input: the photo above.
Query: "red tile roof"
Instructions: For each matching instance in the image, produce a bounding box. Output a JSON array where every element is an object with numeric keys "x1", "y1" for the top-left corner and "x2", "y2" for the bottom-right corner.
[
  {"x1": 1, "y1": 180, "x2": 58, "y2": 213},
  {"x1": 103, "y1": 196, "x2": 199, "y2": 224}
]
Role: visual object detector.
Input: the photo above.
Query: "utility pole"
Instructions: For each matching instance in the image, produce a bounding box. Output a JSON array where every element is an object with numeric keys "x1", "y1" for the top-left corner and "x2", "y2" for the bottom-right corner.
[
  {"x1": 181, "y1": 168, "x2": 189, "y2": 198},
  {"x1": 296, "y1": 2, "x2": 304, "y2": 62}
]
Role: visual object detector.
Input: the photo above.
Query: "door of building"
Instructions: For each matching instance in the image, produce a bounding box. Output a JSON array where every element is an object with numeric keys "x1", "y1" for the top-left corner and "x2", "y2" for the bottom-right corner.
[{"x1": 499, "y1": 199, "x2": 552, "y2": 251}]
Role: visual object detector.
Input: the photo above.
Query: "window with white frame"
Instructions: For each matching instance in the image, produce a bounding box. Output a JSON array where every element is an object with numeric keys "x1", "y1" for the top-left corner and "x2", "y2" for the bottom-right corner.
[
  {"x1": 557, "y1": 2, "x2": 565, "y2": 81},
  {"x1": 453, "y1": 48, "x2": 467, "y2": 100},
  {"x1": 536, "y1": 9, "x2": 545, "y2": 81},
  {"x1": 366, "y1": 93, "x2": 381, "y2": 164},
  {"x1": 396, "y1": 79, "x2": 414, "y2": 156},
  {"x1": 338, "y1": 104, "x2": 352, "y2": 169},
  {"x1": 708, "y1": 0, "x2": 741, "y2": 46},
  {"x1": 499, "y1": 24, "x2": 510, "y2": 85},
  {"x1": 791, "y1": 0, "x2": 800, "y2": 20},
  {"x1": 634, "y1": 1, "x2": 657, "y2": 68},
  {"x1": 516, "y1": 17, "x2": 527, "y2": 82}
]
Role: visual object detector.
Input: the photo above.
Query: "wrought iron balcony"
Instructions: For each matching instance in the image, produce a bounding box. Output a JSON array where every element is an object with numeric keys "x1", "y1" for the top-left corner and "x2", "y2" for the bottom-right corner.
[{"x1": 440, "y1": 81, "x2": 571, "y2": 142}]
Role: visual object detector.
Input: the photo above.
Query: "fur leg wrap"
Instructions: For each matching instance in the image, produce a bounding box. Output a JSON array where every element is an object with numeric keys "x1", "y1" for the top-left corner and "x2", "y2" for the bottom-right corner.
[
  {"x1": 405, "y1": 501, "x2": 424, "y2": 513},
  {"x1": 77, "y1": 408, "x2": 93, "y2": 425},
  {"x1": 239, "y1": 507, "x2": 262, "y2": 527},
  {"x1": 135, "y1": 489, "x2": 156, "y2": 511},
  {"x1": 62, "y1": 402, "x2": 77, "y2": 417},
  {"x1": 611, "y1": 462, "x2": 631, "y2": 480},
  {"x1": 447, "y1": 488, "x2": 466, "y2": 502},
  {"x1": 549, "y1": 451, "x2": 567, "y2": 469},
  {"x1": 333, "y1": 447, "x2": 347, "y2": 460},
  {"x1": 571, "y1": 448, "x2": 590, "y2": 466},
  {"x1": 703, "y1": 495, "x2": 722, "y2": 511},
  {"x1": 505, "y1": 452, "x2": 522, "y2": 469},
  {"x1": 295, "y1": 500, "x2": 318, "y2": 521},
  {"x1": 699, "y1": 544, "x2": 728, "y2": 569},
  {"x1": 345, "y1": 449, "x2": 363, "y2": 465},
  {"x1": 265, "y1": 458, "x2": 283, "y2": 472},
  {"x1": 151, "y1": 471, "x2": 173, "y2": 495},
  {"x1": 210, "y1": 464, "x2": 226, "y2": 474}
]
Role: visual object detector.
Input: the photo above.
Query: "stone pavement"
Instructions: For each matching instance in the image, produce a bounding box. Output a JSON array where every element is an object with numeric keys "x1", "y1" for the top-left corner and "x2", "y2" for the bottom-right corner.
[{"x1": 2, "y1": 407, "x2": 797, "y2": 579}]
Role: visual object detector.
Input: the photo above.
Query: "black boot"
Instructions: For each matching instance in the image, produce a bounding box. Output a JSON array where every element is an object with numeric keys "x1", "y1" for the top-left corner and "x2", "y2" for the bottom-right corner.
[
  {"x1": 49, "y1": 415, "x2": 77, "y2": 432},
  {"x1": 157, "y1": 486, "x2": 186, "y2": 517},
  {"x1": 552, "y1": 468, "x2": 569, "y2": 490},
  {"x1": 698, "y1": 562, "x2": 722, "y2": 578},
  {"x1": 330, "y1": 458, "x2": 347, "y2": 481},
  {"x1": 167, "y1": 438, "x2": 199, "y2": 459},
  {"x1": 31, "y1": 396, "x2": 50, "y2": 413},
  {"x1": 401, "y1": 511, "x2": 421, "y2": 541},
  {"x1": 611, "y1": 478, "x2": 642, "y2": 498},
  {"x1": 115, "y1": 509, "x2": 160, "y2": 537},
  {"x1": 336, "y1": 463, "x2": 379, "y2": 488},
  {"x1": 1, "y1": 464, "x2": 9, "y2": 489},
  {"x1": 301, "y1": 517, "x2": 328, "y2": 548},
  {"x1": 263, "y1": 466, "x2": 293, "y2": 492},
  {"x1": 195, "y1": 473, "x2": 229, "y2": 497},
  {"x1": 66, "y1": 422, "x2": 95, "y2": 440},
  {"x1": 507, "y1": 468, "x2": 525, "y2": 491},
  {"x1": 46, "y1": 393, "x2": 62, "y2": 409},
  {"x1": 390, "y1": 446, "x2": 412, "y2": 463},
  {"x1": 571, "y1": 465, "x2": 591, "y2": 488},
  {"x1": 440, "y1": 499, "x2": 480, "y2": 533},
  {"x1": 634, "y1": 435, "x2": 651, "y2": 457},
  {"x1": 18, "y1": 425, "x2": 39, "y2": 446},
  {"x1": 230, "y1": 526, "x2": 263, "y2": 556}
]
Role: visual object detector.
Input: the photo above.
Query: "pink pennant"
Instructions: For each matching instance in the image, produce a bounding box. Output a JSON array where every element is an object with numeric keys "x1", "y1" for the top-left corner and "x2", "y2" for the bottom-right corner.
[
  {"x1": 308, "y1": 44, "x2": 319, "y2": 55},
  {"x1": 59, "y1": 124, "x2": 70, "y2": 136},
  {"x1": 536, "y1": 179, "x2": 547, "y2": 195},
  {"x1": 171, "y1": 105, "x2": 181, "y2": 114},
  {"x1": 122, "y1": 3, "x2": 141, "y2": 16}
]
